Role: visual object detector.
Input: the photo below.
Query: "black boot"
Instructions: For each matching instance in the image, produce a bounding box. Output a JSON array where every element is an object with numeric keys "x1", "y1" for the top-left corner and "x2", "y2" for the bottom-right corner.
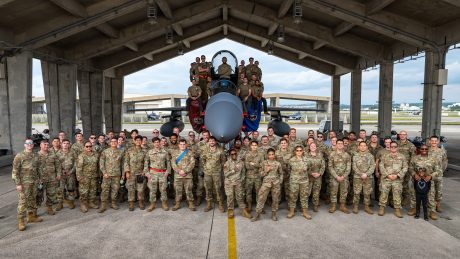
[
  {"x1": 423, "y1": 205, "x2": 429, "y2": 221},
  {"x1": 415, "y1": 203, "x2": 420, "y2": 219}
]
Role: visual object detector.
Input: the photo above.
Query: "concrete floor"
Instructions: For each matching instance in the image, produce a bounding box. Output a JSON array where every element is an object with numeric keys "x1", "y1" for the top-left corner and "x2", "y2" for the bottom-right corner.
[{"x1": 1, "y1": 163, "x2": 459, "y2": 259}]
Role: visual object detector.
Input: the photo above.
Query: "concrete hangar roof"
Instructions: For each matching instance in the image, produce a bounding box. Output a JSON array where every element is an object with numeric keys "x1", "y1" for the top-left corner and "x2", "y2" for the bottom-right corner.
[{"x1": 1, "y1": 0, "x2": 460, "y2": 77}]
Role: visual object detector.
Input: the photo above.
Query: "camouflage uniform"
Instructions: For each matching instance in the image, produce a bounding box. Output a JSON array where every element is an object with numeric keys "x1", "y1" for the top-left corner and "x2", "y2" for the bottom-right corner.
[
  {"x1": 71, "y1": 142, "x2": 84, "y2": 157},
  {"x1": 12, "y1": 151, "x2": 39, "y2": 216},
  {"x1": 268, "y1": 135, "x2": 279, "y2": 147},
  {"x1": 76, "y1": 152, "x2": 99, "y2": 203},
  {"x1": 352, "y1": 151, "x2": 376, "y2": 206},
  {"x1": 171, "y1": 149, "x2": 195, "y2": 202},
  {"x1": 223, "y1": 159, "x2": 247, "y2": 210},
  {"x1": 255, "y1": 160, "x2": 283, "y2": 213},
  {"x1": 99, "y1": 148, "x2": 124, "y2": 203},
  {"x1": 305, "y1": 152, "x2": 325, "y2": 207},
  {"x1": 409, "y1": 155, "x2": 440, "y2": 212},
  {"x1": 144, "y1": 148, "x2": 169, "y2": 203},
  {"x1": 275, "y1": 148, "x2": 292, "y2": 204},
  {"x1": 378, "y1": 152, "x2": 407, "y2": 209},
  {"x1": 289, "y1": 138, "x2": 304, "y2": 151},
  {"x1": 37, "y1": 151, "x2": 61, "y2": 207},
  {"x1": 202, "y1": 146, "x2": 225, "y2": 203},
  {"x1": 57, "y1": 150, "x2": 77, "y2": 203},
  {"x1": 195, "y1": 141, "x2": 208, "y2": 199},
  {"x1": 428, "y1": 147, "x2": 447, "y2": 203},
  {"x1": 397, "y1": 140, "x2": 416, "y2": 205},
  {"x1": 124, "y1": 146, "x2": 146, "y2": 202},
  {"x1": 328, "y1": 151, "x2": 351, "y2": 204},
  {"x1": 187, "y1": 140, "x2": 201, "y2": 200},
  {"x1": 244, "y1": 150, "x2": 264, "y2": 208},
  {"x1": 288, "y1": 156, "x2": 309, "y2": 209}
]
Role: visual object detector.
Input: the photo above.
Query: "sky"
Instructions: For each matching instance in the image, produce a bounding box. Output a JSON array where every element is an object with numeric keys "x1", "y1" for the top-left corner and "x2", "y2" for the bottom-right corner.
[{"x1": 31, "y1": 38, "x2": 460, "y2": 105}]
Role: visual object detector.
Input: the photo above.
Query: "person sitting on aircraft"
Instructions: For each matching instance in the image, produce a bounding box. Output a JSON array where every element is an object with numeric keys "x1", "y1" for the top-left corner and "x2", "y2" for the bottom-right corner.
[
  {"x1": 254, "y1": 60, "x2": 262, "y2": 80},
  {"x1": 245, "y1": 57, "x2": 257, "y2": 80},
  {"x1": 206, "y1": 76, "x2": 213, "y2": 98},
  {"x1": 237, "y1": 77, "x2": 251, "y2": 113},
  {"x1": 238, "y1": 59, "x2": 246, "y2": 79},
  {"x1": 218, "y1": 57, "x2": 232, "y2": 80},
  {"x1": 198, "y1": 55, "x2": 211, "y2": 101},
  {"x1": 251, "y1": 79, "x2": 269, "y2": 115},
  {"x1": 189, "y1": 62, "x2": 196, "y2": 82},
  {"x1": 238, "y1": 72, "x2": 245, "y2": 87},
  {"x1": 185, "y1": 78, "x2": 203, "y2": 115}
]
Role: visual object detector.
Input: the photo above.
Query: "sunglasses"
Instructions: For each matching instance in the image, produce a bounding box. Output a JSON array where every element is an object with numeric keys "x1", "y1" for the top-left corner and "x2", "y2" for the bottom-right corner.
[
  {"x1": 25, "y1": 141, "x2": 34, "y2": 145},
  {"x1": 420, "y1": 148, "x2": 428, "y2": 150},
  {"x1": 318, "y1": 136, "x2": 323, "y2": 138},
  {"x1": 85, "y1": 146, "x2": 92, "y2": 148}
]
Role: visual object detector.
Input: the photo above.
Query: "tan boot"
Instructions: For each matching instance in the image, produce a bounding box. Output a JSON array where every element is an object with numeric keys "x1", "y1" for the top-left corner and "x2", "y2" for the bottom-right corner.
[
  {"x1": 98, "y1": 201, "x2": 107, "y2": 213},
  {"x1": 218, "y1": 201, "x2": 225, "y2": 213},
  {"x1": 394, "y1": 208, "x2": 403, "y2": 218},
  {"x1": 172, "y1": 200, "x2": 181, "y2": 211},
  {"x1": 147, "y1": 202, "x2": 156, "y2": 212},
  {"x1": 88, "y1": 200, "x2": 99, "y2": 209},
  {"x1": 161, "y1": 201, "x2": 169, "y2": 211},
  {"x1": 247, "y1": 202, "x2": 252, "y2": 212},
  {"x1": 47, "y1": 205, "x2": 55, "y2": 215},
  {"x1": 241, "y1": 208, "x2": 251, "y2": 218},
  {"x1": 287, "y1": 208, "x2": 295, "y2": 218},
  {"x1": 329, "y1": 203, "x2": 336, "y2": 213},
  {"x1": 188, "y1": 201, "x2": 196, "y2": 211},
  {"x1": 29, "y1": 210, "x2": 43, "y2": 223},
  {"x1": 430, "y1": 211, "x2": 439, "y2": 220},
  {"x1": 271, "y1": 211, "x2": 278, "y2": 221},
  {"x1": 313, "y1": 204, "x2": 319, "y2": 212},
  {"x1": 339, "y1": 203, "x2": 350, "y2": 214},
  {"x1": 68, "y1": 200, "x2": 76, "y2": 209},
  {"x1": 407, "y1": 208, "x2": 416, "y2": 216},
  {"x1": 18, "y1": 215, "x2": 26, "y2": 231},
  {"x1": 138, "y1": 200, "x2": 145, "y2": 210},
  {"x1": 228, "y1": 209, "x2": 234, "y2": 218},
  {"x1": 364, "y1": 205, "x2": 374, "y2": 215},
  {"x1": 80, "y1": 200, "x2": 88, "y2": 213},
  {"x1": 436, "y1": 202, "x2": 443, "y2": 213},
  {"x1": 111, "y1": 201, "x2": 119, "y2": 210},
  {"x1": 251, "y1": 212, "x2": 261, "y2": 222},
  {"x1": 128, "y1": 201, "x2": 135, "y2": 211},
  {"x1": 302, "y1": 208, "x2": 312, "y2": 220},
  {"x1": 378, "y1": 206, "x2": 385, "y2": 216},
  {"x1": 204, "y1": 201, "x2": 213, "y2": 212},
  {"x1": 56, "y1": 202, "x2": 63, "y2": 211},
  {"x1": 352, "y1": 204, "x2": 359, "y2": 214},
  {"x1": 195, "y1": 196, "x2": 202, "y2": 207}
]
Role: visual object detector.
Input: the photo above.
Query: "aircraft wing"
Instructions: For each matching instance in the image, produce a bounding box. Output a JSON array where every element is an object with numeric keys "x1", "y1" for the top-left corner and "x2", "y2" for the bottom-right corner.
[
  {"x1": 127, "y1": 107, "x2": 187, "y2": 112},
  {"x1": 267, "y1": 107, "x2": 326, "y2": 112}
]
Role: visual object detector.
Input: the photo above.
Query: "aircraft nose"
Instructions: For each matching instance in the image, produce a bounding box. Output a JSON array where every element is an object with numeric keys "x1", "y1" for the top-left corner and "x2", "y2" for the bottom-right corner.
[{"x1": 205, "y1": 93, "x2": 243, "y2": 143}]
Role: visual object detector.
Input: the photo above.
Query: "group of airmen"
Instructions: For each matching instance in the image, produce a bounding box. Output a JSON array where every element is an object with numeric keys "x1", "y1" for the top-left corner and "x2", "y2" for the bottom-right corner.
[{"x1": 12, "y1": 126, "x2": 447, "y2": 231}]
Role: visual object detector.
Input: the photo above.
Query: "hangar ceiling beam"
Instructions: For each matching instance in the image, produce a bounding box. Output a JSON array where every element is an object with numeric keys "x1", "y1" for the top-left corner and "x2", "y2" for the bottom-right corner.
[
  {"x1": 0, "y1": 0, "x2": 16, "y2": 8},
  {"x1": 333, "y1": 21, "x2": 354, "y2": 37},
  {"x1": 365, "y1": 0, "x2": 395, "y2": 15},
  {"x1": 440, "y1": 0, "x2": 460, "y2": 8},
  {"x1": 278, "y1": 0, "x2": 294, "y2": 18}
]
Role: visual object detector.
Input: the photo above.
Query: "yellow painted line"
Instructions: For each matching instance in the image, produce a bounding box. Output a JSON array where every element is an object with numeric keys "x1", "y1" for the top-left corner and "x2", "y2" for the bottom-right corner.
[{"x1": 228, "y1": 214, "x2": 237, "y2": 259}]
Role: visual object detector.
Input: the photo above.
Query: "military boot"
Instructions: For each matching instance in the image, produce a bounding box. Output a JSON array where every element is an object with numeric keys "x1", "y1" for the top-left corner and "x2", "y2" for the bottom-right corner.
[
  {"x1": 111, "y1": 201, "x2": 119, "y2": 210},
  {"x1": 89, "y1": 200, "x2": 99, "y2": 209},
  {"x1": 98, "y1": 201, "x2": 107, "y2": 213},
  {"x1": 68, "y1": 200, "x2": 76, "y2": 209},
  {"x1": 247, "y1": 202, "x2": 252, "y2": 212},
  {"x1": 436, "y1": 202, "x2": 443, "y2": 213},
  {"x1": 302, "y1": 208, "x2": 312, "y2": 220},
  {"x1": 172, "y1": 200, "x2": 181, "y2": 211},
  {"x1": 31, "y1": 210, "x2": 43, "y2": 222},
  {"x1": 352, "y1": 204, "x2": 359, "y2": 214},
  {"x1": 364, "y1": 205, "x2": 374, "y2": 215},
  {"x1": 228, "y1": 209, "x2": 234, "y2": 218},
  {"x1": 329, "y1": 203, "x2": 336, "y2": 213},
  {"x1": 287, "y1": 208, "x2": 295, "y2": 218},
  {"x1": 18, "y1": 215, "x2": 26, "y2": 231},
  {"x1": 195, "y1": 196, "x2": 202, "y2": 207},
  {"x1": 339, "y1": 203, "x2": 350, "y2": 214},
  {"x1": 47, "y1": 205, "x2": 55, "y2": 215},
  {"x1": 188, "y1": 201, "x2": 196, "y2": 211},
  {"x1": 394, "y1": 208, "x2": 403, "y2": 218},
  {"x1": 313, "y1": 204, "x2": 319, "y2": 212},
  {"x1": 251, "y1": 212, "x2": 261, "y2": 222},
  {"x1": 138, "y1": 200, "x2": 145, "y2": 210},
  {"x1": 430, "y1": 211, "x2": 439, "y2": 220},
  {"x1": 241, "y1": 208, "x2": 251, "y2": 218},
  {"x1": 204, "y1": 201, "x2": 213, "y2": 212},
  {"x1": 407, "y1": 208, "x2": 416, "y2": 216},
  {"x1": 147, "y1": 202, "x2": 156, "y2": 212},
  {"x1": 161, "y1": 201, "x2": 169, "y2": 211},
  {"x1": 80, "y1": 200, "x2": 88, "y2": 213},
  {"x1": 56, "y1": 201, "x2": 63, "y2": 211},
  {"x1": 128, "y1": 202, "x2": 135, "y2": 211},
  {"x1": 378, "y1": 206, "x2": 385, "y2": 216},
  {"x1": 271, "y1": 211, "x2": 278, "y2": 221},
  {"x1": 218, "y1": 201, "x2": 225, "y2": 213}
]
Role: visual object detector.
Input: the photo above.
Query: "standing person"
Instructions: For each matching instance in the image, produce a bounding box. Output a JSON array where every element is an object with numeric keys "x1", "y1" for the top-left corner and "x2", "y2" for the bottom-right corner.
[
  {"x1": 71, "y1": 132, "x2": 85, "y2": 157},
  {"x1": 245, "y1": 57, "x2": 257, "y2": 79},
  {"x1": 251, "y1": 148, "x2": 283, "y2": 222},
  {"x1": 267, "y1": 127, "x2": 278, "y2": 147},
  {"x1": 275, "y1": 138, "x2": 292, "y2": 208},
  {"x1": 98, "y1": 138, "x2": 124, "y2": 213},
  {"x1": 396, "y1": 130, "x2": 416, "y2": 206},
  {"x1": 413, "y1": 167, "x2": 432, "y2": 221},
  {"x1": 144, "y1": 137, "x2": 170, "y2": 212},
  {"x1": 287, "y1": 146, "x2": 311, "y2": 219},
  {"x1": 251, "y1": 79, "x2": 269, "y2": 115},
  {"x1": 428, "y1": 135, "x2": 448, "y2": 213},
  {"x1": 352, "y1": 142, "x2": 376, "y2": 214},
  {"x1": 378, "y1": 142, "x2": 408, "y2": 218},
  {"x1": 223, "y1": 149, "x2": 251, "y2": 219},
  {"x1": 57, "y1": 139, "x2": 77, "y2": 210},
  {"x1": 37, "y1": 140, "x2": 61, "y2": 215},
  {"x1": 197, "y1": 55, "x2": 211, "y2": 102},
  {"x1": 76, "y1": 141, "x2": 99, "y2": 213},
  {"x1": 237, "y1": 59, "x2": 245, "y2": 79},
  {"x1": 12, "y1": 138, "x2": 41, "y2": 231},
  {"x1": 237, "y1": 77, "x2": 251, "y2": 113},
  {"x1": 288, "y1": 128, "x2": 303, "y2": 151},
  {"x1": 124, "y1": 136, "x2": 146, "y2": 211},
  {"x1": 305, "y1": 142, "x2": 325, "y2": 212},
  {"x1": 244, "y1": 140, "x2": 264, "y2": 212},
  {"x1": 58, "y1": 131, "x2": 66, "y2": 144},
  {"x1": 185, "y1": 78, "x2": 203, "y2": 114},
  {"x1": 328, "y1": 139, "x2": 351, "y2": 214},
  {"x1": 49, "y1": 137, "x2": 61, "y2": 155},
  {"x1": 202, "y1": 137, "x2": 226, "y2": 212},
  {"x1": 171, "y1": 139, "x2": 196, "y2": 211}
]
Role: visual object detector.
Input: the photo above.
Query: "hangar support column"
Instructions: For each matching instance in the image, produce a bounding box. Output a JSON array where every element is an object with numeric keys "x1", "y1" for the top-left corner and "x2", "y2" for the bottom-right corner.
[
  {"x1": 377, "y1": 61, "x2": 394, "y2": 138},
  {"x1": 421, "y1": 49, "x2": 447, "y2": 140},
  {"x1": 0, "y1": 51, "x2": 32, "y2": 154},
  {"x1": 78, "y1": 71, "x2": 103, "y2": 138},
  {"x1": 350, "y1": 69, "x2": 362, "y2": 133},
  {"x1": 104, "y1": 76, "x2": 124, "y2": 133},
  {"x1": 330, "y1": 75, "x2": 340, "y2": 132}
]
